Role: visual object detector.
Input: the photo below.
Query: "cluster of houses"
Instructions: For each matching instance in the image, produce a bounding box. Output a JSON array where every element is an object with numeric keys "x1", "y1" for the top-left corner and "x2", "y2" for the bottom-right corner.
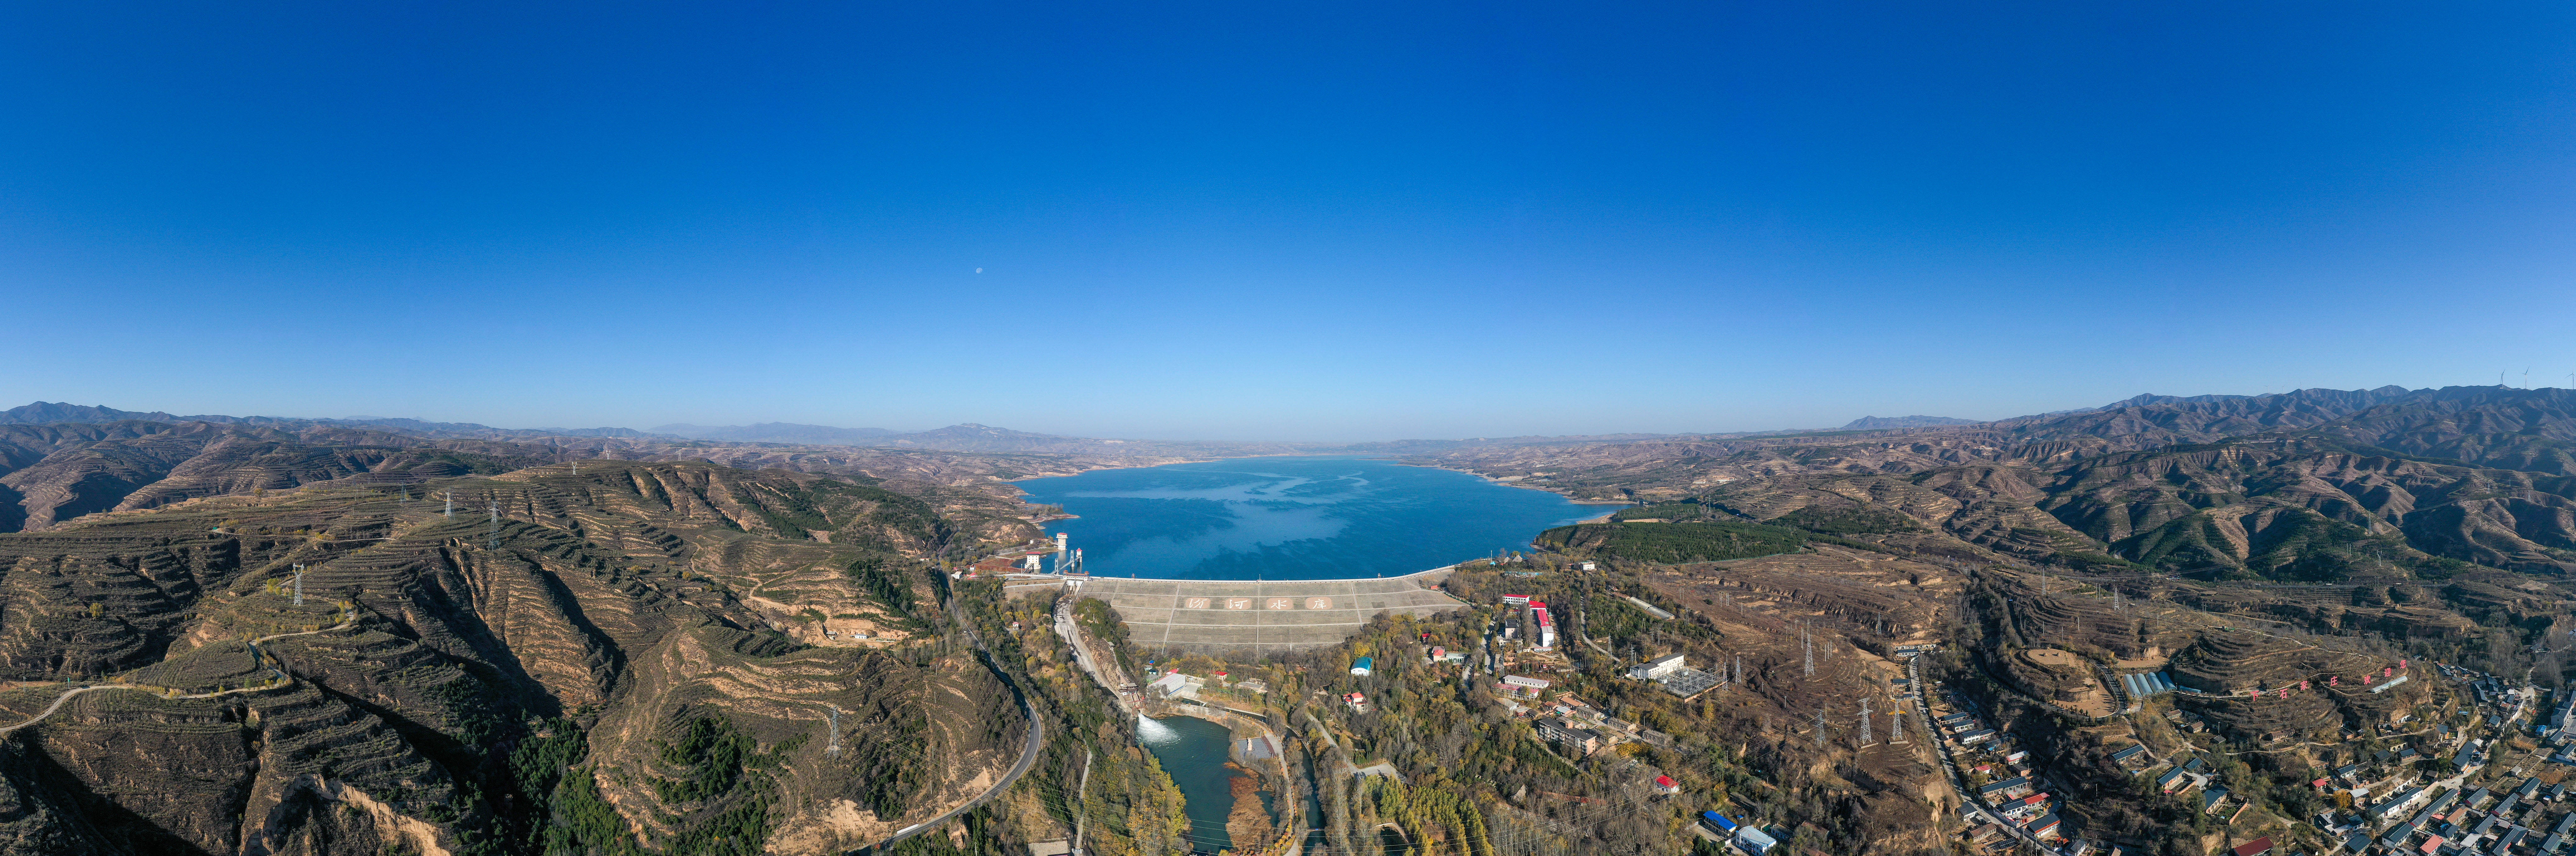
[
  {"x1": 2310, "y1": 775, "x2": 2576, "y2": 856},
  {"x1": 1935, "y1": 701, "x2": 2079, "y2": 853},
  {"x1": 1500, "y1": 675, "x2": 1671, "y2": 755}
]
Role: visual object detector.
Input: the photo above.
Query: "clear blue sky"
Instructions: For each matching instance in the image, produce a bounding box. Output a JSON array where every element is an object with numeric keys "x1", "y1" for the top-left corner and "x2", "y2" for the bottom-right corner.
[{"x1": 6, "y1": 3, "x2": 2573, "y2": 441}]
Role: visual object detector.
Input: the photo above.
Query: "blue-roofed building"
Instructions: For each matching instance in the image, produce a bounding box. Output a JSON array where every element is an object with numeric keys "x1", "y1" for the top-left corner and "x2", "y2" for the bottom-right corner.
[
  {"x1": 2157, "y1": 768, "x2": 2189, "y2": 793},
  {"x1": 2025, "y1": 813, "x2": 2061, "y2": 837},
  {"x1": 1979, "y1": 776, "x2": 2034, "y2": 799},
  {"x1": 2203, "y1": 788, "x2": 2230, "y2": 814},
  {"x1": 1700, "y1": 811, "x2": 1738, "y2": 834},
  {"x1": 2344, "y1": 832, "x2": 2372, "y2": 854},
  {"x1": 1351, "y1": 657, "x2": 1372, "y2": 676},
  {"x1": 2111, "y1": 744, "x2": 2148, "y2": 764}
]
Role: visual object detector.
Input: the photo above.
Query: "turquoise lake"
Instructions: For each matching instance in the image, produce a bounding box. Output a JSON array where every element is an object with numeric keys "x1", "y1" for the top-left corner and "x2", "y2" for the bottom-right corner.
[{"x1": 1014, "y1": 455, "x2": 1617, "y2": 581}]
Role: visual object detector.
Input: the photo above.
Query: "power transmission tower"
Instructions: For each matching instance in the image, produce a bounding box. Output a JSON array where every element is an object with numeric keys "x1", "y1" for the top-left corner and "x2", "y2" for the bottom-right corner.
[
  {"x1": 1804, "y1": 622, "x2": 1815, "y2": 677},
  {"x1": 1891, "y1": 709, "x2": 1906, "y2": 744},
  {"x1": 1814, "y1": 706, "x2": 1827, "y2": 748},
  {"x1": 292, "y1": 564, "x2": 304, "y2": 606},
  {"x1": 444, "y1": 492, "x2": 453, "y2": 517},
  {"x1": 1859, "y1": 697, "x2": 1873, "y2": 745},
  {"x1": 826, "y1": 706, "x2": 841, "y2": 755},
  {"x1": 488, "y1": 502, "x2": 499, "y2": 549}
]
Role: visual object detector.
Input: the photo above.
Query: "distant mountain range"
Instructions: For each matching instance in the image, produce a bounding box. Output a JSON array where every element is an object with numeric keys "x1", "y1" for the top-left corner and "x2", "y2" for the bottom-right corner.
[
  {"x1": 1840, "y1": 415, "x2": 1980, "y2": 430},
  {"x1": 650, "y1": 422, "x2": 899, "y2": 444},
  {"x1": 0, "y1": 403, "x2": 670, "y2": 439}
]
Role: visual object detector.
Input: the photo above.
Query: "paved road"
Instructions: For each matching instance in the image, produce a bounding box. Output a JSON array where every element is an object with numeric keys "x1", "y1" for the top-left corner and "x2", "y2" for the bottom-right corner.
[
  {"x1": 0, "y1": 616, "x2": 353, "y2": 737},
  {"x1": 861, "y1": 586, "x2": 1047, "y2": 854},
  {"x1": 1910, "y1": 654, "x2": 2061, "y2": 856}
]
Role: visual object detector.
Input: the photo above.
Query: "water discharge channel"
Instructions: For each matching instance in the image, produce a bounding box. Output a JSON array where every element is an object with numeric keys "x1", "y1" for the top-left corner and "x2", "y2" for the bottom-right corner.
[{"x1": 1136, "y1": 714, "x2": 1245, "y2": 853}]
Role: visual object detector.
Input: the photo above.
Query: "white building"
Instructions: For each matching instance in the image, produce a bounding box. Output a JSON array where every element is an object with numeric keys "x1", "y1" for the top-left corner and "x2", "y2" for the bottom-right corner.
[
  {"x1": 1148, "y1": 671, "x2": 1202, "y2": 700},
  {"x1": 1627, "y1": 653, "x2": 1688, "y2": 681}
]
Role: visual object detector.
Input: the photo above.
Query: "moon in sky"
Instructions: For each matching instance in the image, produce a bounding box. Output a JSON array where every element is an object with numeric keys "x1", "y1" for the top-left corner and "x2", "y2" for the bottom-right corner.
[{"x1": 975, "y1": 267, "x2": 983, "y2": 273}]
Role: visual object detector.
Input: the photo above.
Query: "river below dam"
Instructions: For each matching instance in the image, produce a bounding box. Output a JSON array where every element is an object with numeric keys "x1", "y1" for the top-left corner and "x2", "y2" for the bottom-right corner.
[
  {"x1": 1016, "y1": 455, "x2": 1618, "y2": 581},
  {"x1": 1137, "y1": 714, "x2": 1251, "y2": 853}
]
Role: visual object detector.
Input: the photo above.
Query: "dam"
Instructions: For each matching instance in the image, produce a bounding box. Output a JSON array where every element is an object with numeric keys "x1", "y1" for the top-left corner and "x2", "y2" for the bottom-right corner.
[{"x1": 1064, "y1": 570, "x2": 1467, "y2": 655}]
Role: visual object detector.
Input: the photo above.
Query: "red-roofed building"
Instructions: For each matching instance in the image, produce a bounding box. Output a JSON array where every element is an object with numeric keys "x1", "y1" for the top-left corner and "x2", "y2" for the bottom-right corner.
[
  {"x1": 2230, "y1": 836, "x2": 2272, "y2": 856},
  {"x1": 1653, "y1": 775, "x2": 1679, "y2": 794}
]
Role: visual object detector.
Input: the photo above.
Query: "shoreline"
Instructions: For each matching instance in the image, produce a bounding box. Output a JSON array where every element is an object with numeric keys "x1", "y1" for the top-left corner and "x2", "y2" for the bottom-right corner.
[
  {"x1": 1002, "y1": 454, "x2": 1624, "y2": 583},
  {"x1": 1382, "y1": 460, "x2": 1630, "y2": 505}
]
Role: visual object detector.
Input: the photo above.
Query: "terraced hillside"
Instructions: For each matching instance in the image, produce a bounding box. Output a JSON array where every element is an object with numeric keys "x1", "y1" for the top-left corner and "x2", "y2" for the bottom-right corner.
[{"x1": 0, "y1": 459, "x2": 1030, "y2": 856}]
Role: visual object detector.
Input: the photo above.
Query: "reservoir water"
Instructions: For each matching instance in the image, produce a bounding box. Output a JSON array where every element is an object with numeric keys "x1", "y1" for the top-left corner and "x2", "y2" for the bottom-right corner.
[
  {"x1": 1016, "y1": 455, "x2": 1617, "y2": 581},
  {"x1": 1136, "y1": 714, "x2": 1242, "y2": 853}
]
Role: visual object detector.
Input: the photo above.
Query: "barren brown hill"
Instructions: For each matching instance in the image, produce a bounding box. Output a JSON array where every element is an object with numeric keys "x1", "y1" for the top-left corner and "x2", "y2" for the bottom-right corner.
[{"x1": 0, "y1": 459, "x2": 1024, "y2": 855}]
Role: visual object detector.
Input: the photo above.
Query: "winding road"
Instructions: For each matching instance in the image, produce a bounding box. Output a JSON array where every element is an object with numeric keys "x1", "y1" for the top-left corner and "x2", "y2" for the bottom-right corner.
[
  {"x1": 0, "y1": 615, "x2": 354, "y2": 737},
  {"x1": 859, "y1": 583, "x2": 1047, "y2": 854}
]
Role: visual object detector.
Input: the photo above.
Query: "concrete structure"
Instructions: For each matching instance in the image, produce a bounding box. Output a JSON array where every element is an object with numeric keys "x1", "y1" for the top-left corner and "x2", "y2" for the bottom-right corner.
[
  {"x1": 1734, "y1": 825, "x2": 1777, "y2": 855},
  {"x1": 1629, "y1": 653, "x2": 1688, "y2": 681},
  {"x1": 1535, "y1": 716, "x2": 1601, "y2": 755},
  {"x1": 1527, "y1": 601, "x2": 1557, "y2": 649},
  {"x1": 1066, "y1": 570, "x2": 1467, "y2": 654}
]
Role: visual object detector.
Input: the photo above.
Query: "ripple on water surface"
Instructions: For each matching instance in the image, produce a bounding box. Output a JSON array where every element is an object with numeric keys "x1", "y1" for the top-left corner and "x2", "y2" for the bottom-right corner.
[
  {"x1": 1017, "y1": 455, "x2": 1618, "y2": 581},
  {"x1": 1136, "y1": 715, "x2": 1240, "y2": 853}
]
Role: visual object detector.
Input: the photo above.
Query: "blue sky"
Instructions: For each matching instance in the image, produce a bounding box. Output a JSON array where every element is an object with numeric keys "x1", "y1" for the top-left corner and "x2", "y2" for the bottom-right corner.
[{"x1": 6, "y1": 2, "x2": 2573, "y2": 440}]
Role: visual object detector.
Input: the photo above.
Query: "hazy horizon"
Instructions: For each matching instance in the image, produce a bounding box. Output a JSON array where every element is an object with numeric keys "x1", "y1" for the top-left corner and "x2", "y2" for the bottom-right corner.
[
  {"x1": 10, "y1": 4, "x2": 2573, "y2": 438},
  {"x1": 12, "y1": 382, "x2": 2528, "y2": 443}
]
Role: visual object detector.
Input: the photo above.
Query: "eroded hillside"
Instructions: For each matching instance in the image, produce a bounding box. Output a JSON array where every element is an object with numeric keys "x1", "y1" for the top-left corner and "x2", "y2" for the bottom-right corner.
[{"x1": 0, "y1": 459, "x2": 1029, "y2": 856}]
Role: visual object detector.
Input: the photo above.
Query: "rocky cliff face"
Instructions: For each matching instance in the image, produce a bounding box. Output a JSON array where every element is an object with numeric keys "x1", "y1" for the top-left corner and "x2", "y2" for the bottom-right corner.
[{"x1": 0, "y1": 459, "x2": 1028, "y2": 856}]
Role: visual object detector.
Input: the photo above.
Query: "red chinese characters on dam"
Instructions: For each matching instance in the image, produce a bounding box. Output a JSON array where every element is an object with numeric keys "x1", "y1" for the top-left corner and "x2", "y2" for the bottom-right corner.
[{"x1": 1181, "y1": 596, "x2": 1333, "y2": 609}]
